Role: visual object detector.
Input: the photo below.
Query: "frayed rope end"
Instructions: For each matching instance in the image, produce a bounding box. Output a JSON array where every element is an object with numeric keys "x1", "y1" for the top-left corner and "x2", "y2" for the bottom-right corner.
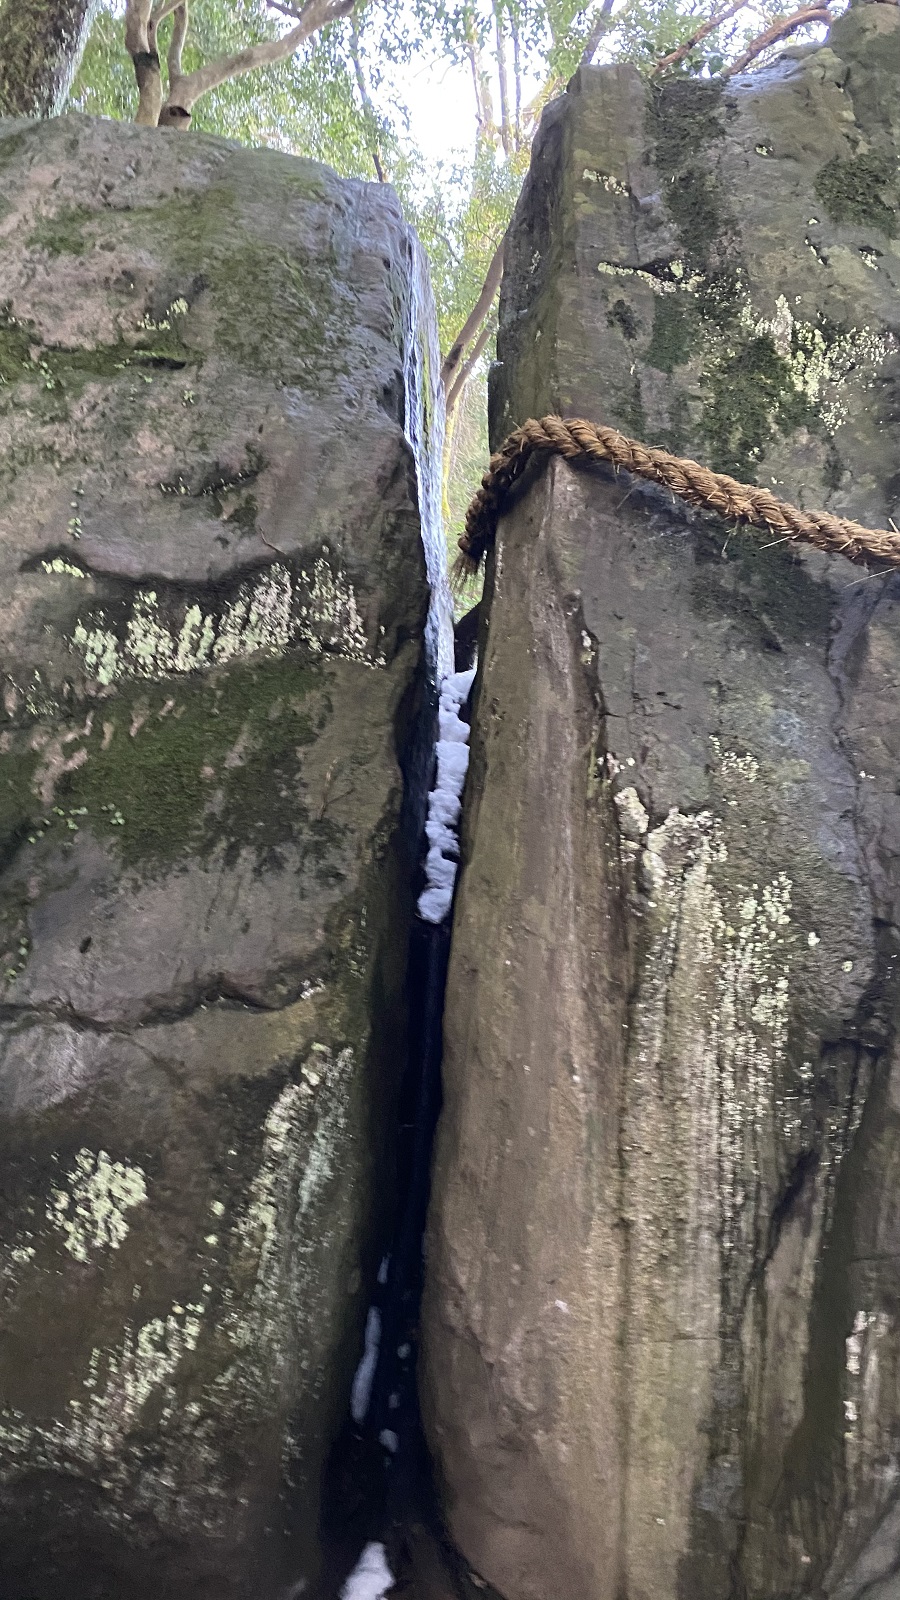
[{"x1": 451, "y1": 548, "x2": 481, "y2": 590}]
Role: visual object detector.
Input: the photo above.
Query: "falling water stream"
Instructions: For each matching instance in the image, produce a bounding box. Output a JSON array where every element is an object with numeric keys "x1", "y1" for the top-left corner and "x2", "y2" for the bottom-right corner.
[
  {"x1": 403, "y1": 233, "x2": 455, "y2": 692},
  {"x1": 321, "y1": 231, "x2": 465, "y2": 1598}
]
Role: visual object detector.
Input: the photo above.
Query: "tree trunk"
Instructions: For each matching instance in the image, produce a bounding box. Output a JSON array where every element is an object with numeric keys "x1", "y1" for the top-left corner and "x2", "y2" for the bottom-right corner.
[{"x1": 0, "y1": 0, "x2": 100, "y2": 118}]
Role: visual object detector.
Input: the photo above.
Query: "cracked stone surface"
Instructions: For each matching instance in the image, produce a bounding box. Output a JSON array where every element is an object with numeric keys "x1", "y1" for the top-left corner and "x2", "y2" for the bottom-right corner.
[
  {"x1": 0, "y1": 114, "x2": 433, "y2": 1599},
  {"x1": 422, "y1": 12, "x2": 900, "y2": 1599}
]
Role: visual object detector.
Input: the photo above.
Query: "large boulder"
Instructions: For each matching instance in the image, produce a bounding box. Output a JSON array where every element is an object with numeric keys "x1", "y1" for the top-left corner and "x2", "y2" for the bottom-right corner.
[
  {"x1": 422, "y1": 10, "x2": 900, "y2": 1599},
  {"x1": 0, "y1": 114, "x2": 436, "y2": 1599}
]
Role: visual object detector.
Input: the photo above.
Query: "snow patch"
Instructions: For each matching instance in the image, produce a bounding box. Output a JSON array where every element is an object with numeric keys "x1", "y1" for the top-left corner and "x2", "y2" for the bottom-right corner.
[
  {"x1": 417, "y1": 669, "x2": 476, "y2": 923},
  {"x1": 341, "y1": 1542, "x2": 394, "y2": 1600}
]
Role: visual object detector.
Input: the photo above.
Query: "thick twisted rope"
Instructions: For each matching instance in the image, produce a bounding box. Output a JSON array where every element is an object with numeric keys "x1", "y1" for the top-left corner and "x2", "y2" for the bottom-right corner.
[{"x1": 457, "y1": 415, "x2": 900, "y2": 577}]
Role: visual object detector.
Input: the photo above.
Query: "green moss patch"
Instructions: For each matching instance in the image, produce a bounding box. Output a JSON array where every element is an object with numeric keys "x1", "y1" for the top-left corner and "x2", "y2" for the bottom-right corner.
[
  {"x1": 55, "y1": 656, "x2": 339, "y2": 872},
  {"x1": 704, "y1": 331, "x2": 810, "y2": 478},
  {"x1": 667, "y1": 169, "x2": 728, "y2": 265},
  {"x1": 646, "y1": 294, "x2": 695, "y2": 373},
  {"x1": 0, "y1": 745, "x2": 40, "y2": 868},
  {"x1": 100, "y1": 190, "x2": 347, "y2": 387},
  {"x1": 0, "y1": 305, "x2": 33, "y2": 386},
  {"x1": 27, "y1": 205, "x2": 96, "y2": 257},
  {"x1": 814, "y1": 152, "x2": 899, "y2": 236},
  {"x1": 607, "y1": 298, "x2": 639, "y2": 341},
  {"x1": 648, "y1": 79, "x2": 726, "y2": 172},
  {"x1": 0, "y1": 301, "x2": 193, "y2": 404},
  {"x1": 647, "y1": 80, "x2": 730, "y2": 266},
  {"x1": 639, "y1": 77, "x2": 839, "y2": 481}
]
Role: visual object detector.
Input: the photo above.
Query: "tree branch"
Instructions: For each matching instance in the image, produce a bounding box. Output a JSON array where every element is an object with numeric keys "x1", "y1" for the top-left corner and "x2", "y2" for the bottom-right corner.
[
  {"x1": 511, "y1": 9, "x2": 522, "y2": 144},
  {"x1": 466, "y1": 21, "x2": 495, "y2": 143},
  {"x1": 124, "y1": 0, "x2": 162, "y2": 124},
  {"x1": 581, "y1": 0, "x2": 616, "y2": 67},
  {"x1": 155, "y1": 0, "x2": 190, "y2": 123},
  {"x1": 167, "y1": 0, "x2": 187, "y2": 81},
  {"x1": 651, "y1": 0, "x2": 751, "y2": 74},
  {"x1": 722, "y1": 3, "x2": 830, "y2": 76},
  {"x1": 349, "y1": 14, "x2": 386, "y2": 181},
  {"x1": 149, "y1": 0, "x2": 183, "y2": 24},
  {"x1": 495, "y1": 2, "x2": 512, "y2": 157},
  {"x1": 446, "y1": 313, "x2": 497, "y2": 420},
  {"x1": 441, "y1": 235, "x2": 505, "y2": 393},
  {"x1": 160, "y1": 0, "x2": 355, "y2": 115}
]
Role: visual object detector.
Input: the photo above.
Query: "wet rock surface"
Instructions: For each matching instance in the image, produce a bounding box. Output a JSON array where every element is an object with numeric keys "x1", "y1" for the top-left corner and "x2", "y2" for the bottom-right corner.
[
  {"x1": 423, "y1": 12, "x2": 900, "y2": 1599},
  {"x1": 0, "y1": 115, "x2": 431, "y2": 1599}
]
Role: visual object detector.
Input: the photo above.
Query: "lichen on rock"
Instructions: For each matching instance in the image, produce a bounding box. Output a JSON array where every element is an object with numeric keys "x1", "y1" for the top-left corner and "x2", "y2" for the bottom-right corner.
[
  {"x1": 423, "y1": 13, "x2": 900, "y2": 1598},
  {"x1": 0, "y1": 110, "x2": 434, "y2": 1600},
  {"x1": 46, "y1": 1148, "x2": 148, "y2": 1262}
]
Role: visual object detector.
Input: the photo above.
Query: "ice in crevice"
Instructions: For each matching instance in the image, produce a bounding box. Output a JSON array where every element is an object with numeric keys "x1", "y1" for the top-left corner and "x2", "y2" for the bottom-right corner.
[
  {"x1": 340, "y1": 1541, "x2": 394, "y2": 1599},
  {"x1": 417, "y1": 668, "x2": 476, "y2": 924},
  {"x1": 350, "y1": 1305, "x2": 381, "y2": 1425}
]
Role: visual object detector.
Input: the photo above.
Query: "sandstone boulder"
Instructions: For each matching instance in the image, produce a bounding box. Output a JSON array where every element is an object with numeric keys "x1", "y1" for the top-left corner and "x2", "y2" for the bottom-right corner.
[
  {"x1": 0, "y1": 113, "x2": 436, "y2": 1600},
  {"x1": 423, "y1": 11, "x2": 900, "y2": 1597}
]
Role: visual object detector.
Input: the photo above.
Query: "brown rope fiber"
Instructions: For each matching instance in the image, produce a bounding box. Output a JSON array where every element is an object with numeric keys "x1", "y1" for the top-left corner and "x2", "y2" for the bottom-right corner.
[{"x1": 457, "y1": 415, "x2": 900, "y2": 577}]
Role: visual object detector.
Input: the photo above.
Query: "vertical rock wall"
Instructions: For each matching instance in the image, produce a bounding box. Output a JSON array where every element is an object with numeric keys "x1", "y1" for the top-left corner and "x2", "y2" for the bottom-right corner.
[
  {"x1": 0, "y1": 115, "x2": 436, "y2": 1599},
  {"x1": 422, "y1": 11, "x2": 900, "y2": 1598}
]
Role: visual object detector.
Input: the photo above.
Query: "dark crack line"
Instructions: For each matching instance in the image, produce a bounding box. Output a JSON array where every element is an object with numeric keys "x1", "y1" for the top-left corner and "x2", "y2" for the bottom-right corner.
[{"x1": 0, "y1": 975, "x2": 324, "y2": 1036}]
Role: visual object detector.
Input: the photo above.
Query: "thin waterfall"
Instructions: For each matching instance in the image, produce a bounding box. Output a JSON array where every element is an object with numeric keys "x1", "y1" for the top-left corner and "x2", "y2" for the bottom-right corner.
[
  {"x1": 403, "y1": 233, "x2": 454, "y2": 688},
  {"x1": 334, "y1": 227, "x2": 461, "y2": 1599}
]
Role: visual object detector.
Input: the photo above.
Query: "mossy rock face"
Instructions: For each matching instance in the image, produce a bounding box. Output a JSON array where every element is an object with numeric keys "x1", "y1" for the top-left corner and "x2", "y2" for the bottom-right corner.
[
  {"x1": 493, "y1": 14, "x2": 900, "y2": 523},
  {"x1": 0, "y1": 114, "x2": 434, "y2": 1600},
  {"x1": 427, "y1": 15, "x2": 900, "y2": 1600},
  {"x1": 814, "y1": 150, "x2": 900, "y2": 236}
]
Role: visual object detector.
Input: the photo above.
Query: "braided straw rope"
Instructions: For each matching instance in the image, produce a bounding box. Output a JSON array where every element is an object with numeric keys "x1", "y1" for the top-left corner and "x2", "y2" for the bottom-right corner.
[{"x1": 457, "y1": 415, "x2": 900, "y2": 576}]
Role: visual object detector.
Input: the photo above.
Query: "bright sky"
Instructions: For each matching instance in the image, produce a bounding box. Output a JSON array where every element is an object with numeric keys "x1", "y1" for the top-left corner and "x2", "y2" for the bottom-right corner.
[
  {"x1": 401, "y1": 54, "x2": 479, "y2": 165},
  {"x1": 363, "y1": 4, "x2": 545, "y2": 171}
]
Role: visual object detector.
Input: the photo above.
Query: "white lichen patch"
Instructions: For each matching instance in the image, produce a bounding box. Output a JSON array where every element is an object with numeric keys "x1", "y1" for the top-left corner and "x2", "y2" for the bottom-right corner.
[
  {"x1": 71, "y1": 559, "x2": 378, "y2": 687},
  {"x1": 47, "y1": 1149, "x2": 147, "y2": 1262},
  {"x1": 71, "y1": 1297, "x2": 207, "y2": 1445},
  {"x1": 0, "y1": 1287, "x2": 216, "y2": 1526},
  {"x1": 843, "y1": 1308, "x2": 892, "y2": 1484},
  {"x1": 41, "y1": 556, "x2": 86, "y2": 579},
  {"x1": 614, "y1": 784, "x2": 650, "y2": 842},
  {"x1": 619, "y1": 797, "x2": 799, "y2": 1287},
  {"x1": 582, "y1": 169, "x2": 629, "y2": 195},
  {"x1": 0, "y1": 1048, "x2": 361, "y2": 1527},
  {"x1": 597, "y1": 260, "x2": 704, "y2": 296},
  {"x1": 601, "y1": 270, "x2": 893, "y2": 439},
  {"x1": 225, "y1": 1045, "x2": 355, "y2": 1413},
  {"x1": 234, "y1": 1081, "x2": 307, "y2": 1278},
  {"x1": 747, "y1": 293, "x2": 895, "y2": 431},
  {"x1": 710, "y1": 735, "x2": 759, "y2": 785}
]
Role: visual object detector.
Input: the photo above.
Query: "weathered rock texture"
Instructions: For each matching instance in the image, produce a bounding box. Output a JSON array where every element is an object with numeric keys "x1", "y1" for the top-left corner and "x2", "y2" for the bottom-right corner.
[
  {"x1": 0, "y1": 115, "x2": 434, "y2": 1599},
  {"x1": 423, "y1": 10, "x2": 900, "y2": 1598}
]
